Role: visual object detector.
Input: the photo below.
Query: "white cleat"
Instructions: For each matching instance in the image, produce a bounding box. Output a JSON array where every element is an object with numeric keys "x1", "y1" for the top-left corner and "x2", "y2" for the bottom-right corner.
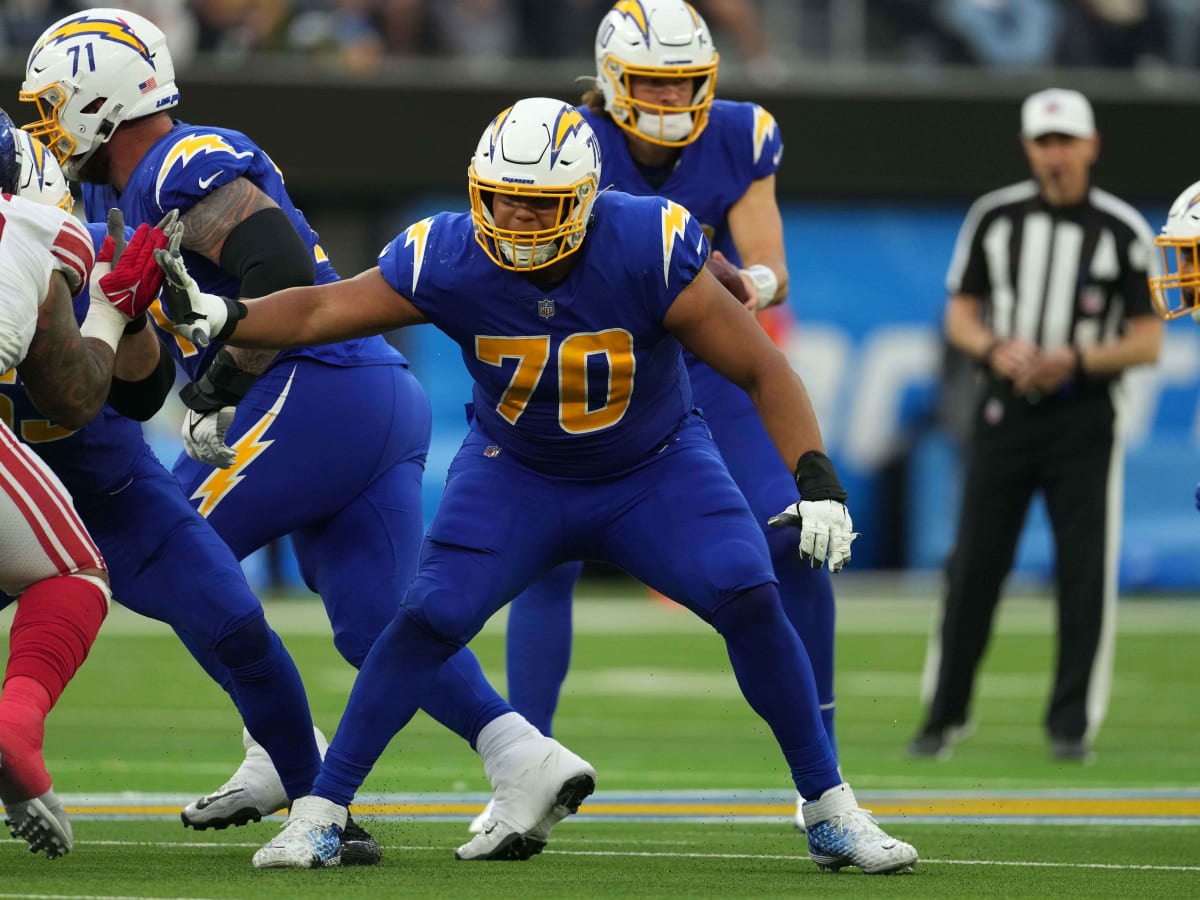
[
  {"x1": 793, "y1": 792, "x2": 806, "y2": 833},
  {"x1": 4, "y1": 788, "x2": 73, "y2": 860},
  {"x1": 182, "y1": 726, "x2": 327, "y2": 830},
  {"x1": 468, "y1": 798, "x2": 495, "y2": 834},
  {"x1": 252, "y1": 795, "x2": 346, "y2": 869},
  {"x1": 802, "y1": 783, "x2": 918, "y2": 875},
  {"x1": 455, "y1": 736, "x2": 595, "y2": 861}
]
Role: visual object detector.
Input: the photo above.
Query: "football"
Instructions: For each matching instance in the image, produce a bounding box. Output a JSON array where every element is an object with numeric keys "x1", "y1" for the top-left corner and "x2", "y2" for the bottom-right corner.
[{"x1": 705, "y1": 251, "x2": 751, "y2": 305}]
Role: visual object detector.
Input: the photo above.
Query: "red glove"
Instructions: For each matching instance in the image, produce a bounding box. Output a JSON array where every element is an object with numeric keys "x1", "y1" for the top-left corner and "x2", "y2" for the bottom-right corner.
[{"x1": 95, "y1": 222, "x2": 170, "y2": 319}]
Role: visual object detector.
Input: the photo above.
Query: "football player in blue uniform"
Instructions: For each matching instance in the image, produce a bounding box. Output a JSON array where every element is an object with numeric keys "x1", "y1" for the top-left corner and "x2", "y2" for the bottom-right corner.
[
  {"x1": 2, "y1": 128, "x2": 338, "y2": 855},
  {"x1": 20, "y1": 7, "x2": 552, "y2": 865},
  {"x1": 490, "y1": 1, "x2": 840, "y2": 832},
  {"x1": 156, "y1": 97, "x2": 919, "y2": 876}
]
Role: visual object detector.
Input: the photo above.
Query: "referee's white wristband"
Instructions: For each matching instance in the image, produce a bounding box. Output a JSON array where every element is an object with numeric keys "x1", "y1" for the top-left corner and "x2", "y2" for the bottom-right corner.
[
  {"x1": 741, "y1": 264, "x2": 779, "y2": 308},
  {"x1": 80, "y1": 299, "x2": 128, "y2": 354}
]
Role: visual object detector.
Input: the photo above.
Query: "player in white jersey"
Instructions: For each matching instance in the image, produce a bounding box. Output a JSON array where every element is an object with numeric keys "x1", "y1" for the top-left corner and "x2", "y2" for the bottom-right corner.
[{"x1": 0, "y1": 108, "x2": 170, "y2": 859}]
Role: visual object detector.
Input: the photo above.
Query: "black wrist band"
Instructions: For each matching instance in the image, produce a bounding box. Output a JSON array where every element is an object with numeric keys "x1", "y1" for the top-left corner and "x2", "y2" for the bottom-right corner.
[
  {"x1": 214, "y1": 298, "x2": 248, "y2": 342},
  {"x1": 179, "y1": 348, "x2": 257, "y2": 413},
  {"x1": 793, "y1": 450, "x2": 848, "y2": 503}
]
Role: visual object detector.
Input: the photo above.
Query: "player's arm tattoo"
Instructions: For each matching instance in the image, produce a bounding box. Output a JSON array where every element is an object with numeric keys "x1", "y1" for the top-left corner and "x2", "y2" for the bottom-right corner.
[
  {"x1": 183, "y1": 177, "x2": 281, "y2": 376},
  {"x1": 19, "y1": 273, "x2": 113, "y2": 430},
  {"x1": 223, "y1": 345, "x2": 279, "y2": 375},
  {"x1": 180, "y1": 176, "x2": 278, "y2": 263}
]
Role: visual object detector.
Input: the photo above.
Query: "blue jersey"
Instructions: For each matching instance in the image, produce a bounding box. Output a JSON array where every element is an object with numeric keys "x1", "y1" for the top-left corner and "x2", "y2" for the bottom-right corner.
[
  {"x1": 0, "y1": 222, "x2": 153, "y2": 500},
  {"x1": 81, "y1": 121, "x2": 402, "y2": 378},
  {"x1": 378, "y1": 191, "x2": 707, "y2": 478},
  {"x1": 580, "y1": 100, "x2": 782, "y2": 265}
]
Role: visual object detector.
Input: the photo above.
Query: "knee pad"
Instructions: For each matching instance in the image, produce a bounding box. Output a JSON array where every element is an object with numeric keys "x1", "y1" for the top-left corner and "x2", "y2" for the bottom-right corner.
[
  {"x1": 213, "y1": 614, "x2": 275, "y2": 670},
  {"x1": 710, "y1": 583, "x2": 785, "y2": 636}
]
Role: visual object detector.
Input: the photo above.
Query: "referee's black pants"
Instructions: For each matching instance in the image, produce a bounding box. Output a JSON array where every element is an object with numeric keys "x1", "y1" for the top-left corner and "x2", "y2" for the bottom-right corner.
[{"x1": 922, "y1": 380, "x2": 1120, "y2": 745}]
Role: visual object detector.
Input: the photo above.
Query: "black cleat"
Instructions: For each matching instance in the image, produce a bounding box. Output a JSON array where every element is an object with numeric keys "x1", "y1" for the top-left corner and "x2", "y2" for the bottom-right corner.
[{"x1": 340, "y1": 814, "x2": 382, "y2": 866}]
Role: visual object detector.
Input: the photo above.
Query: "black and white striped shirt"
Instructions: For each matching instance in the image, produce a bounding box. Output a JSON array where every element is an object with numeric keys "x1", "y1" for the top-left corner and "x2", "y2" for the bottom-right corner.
[{"x1": 946, "y1": 181, "x2": 1158, "y2": 355}]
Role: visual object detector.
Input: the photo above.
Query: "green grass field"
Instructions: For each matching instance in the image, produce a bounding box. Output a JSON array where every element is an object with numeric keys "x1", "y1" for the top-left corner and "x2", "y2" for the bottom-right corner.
[{"x1": 2, "y1": 574, "x2": 1197, "y2": 898}]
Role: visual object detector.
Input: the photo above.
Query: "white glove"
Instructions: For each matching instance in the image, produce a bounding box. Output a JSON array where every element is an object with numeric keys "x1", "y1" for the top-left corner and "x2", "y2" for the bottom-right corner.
[
  {"x1": 768, "y1": 499, "x2": 857, "y2": 573},
  {"x1": 155, "y1": 227, "x2": 235, "y2": 348},
  {"x1": 181, "y1": 406, "x2": 237, "y2": 469}
]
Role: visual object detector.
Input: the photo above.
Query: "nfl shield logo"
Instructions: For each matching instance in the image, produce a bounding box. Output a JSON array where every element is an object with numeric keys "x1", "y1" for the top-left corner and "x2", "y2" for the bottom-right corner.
[
  {"x1": 538, "y1": 298, "x2": 555, "y2": 318},
  {"x1": 484, "y1": 445, "x2": 502, "y2": 458}
]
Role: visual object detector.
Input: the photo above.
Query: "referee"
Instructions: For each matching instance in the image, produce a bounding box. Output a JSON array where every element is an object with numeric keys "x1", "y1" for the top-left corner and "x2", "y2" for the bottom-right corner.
[{"x1": 909, "y1": 88, "x2": 1162, "y2": 762}]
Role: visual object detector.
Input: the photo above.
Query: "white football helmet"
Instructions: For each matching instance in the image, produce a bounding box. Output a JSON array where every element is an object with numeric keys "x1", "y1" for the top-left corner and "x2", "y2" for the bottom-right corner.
[
  {"x1": 1150, "y1": 180, "x2": 1200, "y2": 320},
  {"x1": 20, "y1": 8, "x2": 178, "y2": 180},
  {"x1": 594, "y1": 0, "x2": 718, "y2": 147},
  {"x1": 14, "y1": 130, "x2": 74, "y2": 213},
  {"x1": 469, "y1": 97, "x2": 601, "y2": 272}
]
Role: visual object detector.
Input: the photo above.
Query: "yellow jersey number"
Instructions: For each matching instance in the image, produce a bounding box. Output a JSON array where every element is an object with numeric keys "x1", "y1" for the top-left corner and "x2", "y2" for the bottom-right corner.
[
  {"x1": 476, "y1": 329, "x2": 635, "y2": 434},
  {"x1": 0, "y1": 370, "x2": 75, "y2": 443}
]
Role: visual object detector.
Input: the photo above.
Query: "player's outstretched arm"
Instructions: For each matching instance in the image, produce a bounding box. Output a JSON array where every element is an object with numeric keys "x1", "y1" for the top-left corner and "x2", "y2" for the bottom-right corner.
[
  {"x1": 155, "y1": 240, "x2": 426, "y2": 348},
  {"x1": 665, "y1": 267, "x2": 854, "y2": 571}
]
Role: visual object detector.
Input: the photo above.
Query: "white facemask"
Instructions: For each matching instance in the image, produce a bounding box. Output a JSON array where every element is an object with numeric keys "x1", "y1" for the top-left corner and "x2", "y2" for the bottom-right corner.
[
  {"x1": 635, "y1": 110, "x2": 693, "y2": 143},
  {"x1": 498, "y1": 238, "x2": 560, "y2": 269}
]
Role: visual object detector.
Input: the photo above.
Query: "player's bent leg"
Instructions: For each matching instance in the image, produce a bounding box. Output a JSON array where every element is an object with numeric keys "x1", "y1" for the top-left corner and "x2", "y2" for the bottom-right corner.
[
  {"x1": 455, "y1": 713, "x2": 596, "y2": 862},
  {"x1": 182, "y1": 724, "x2": 328, "y2": 831},
  {"x1": 802, "y1": 783, "x2": 918, "y2": 875}
]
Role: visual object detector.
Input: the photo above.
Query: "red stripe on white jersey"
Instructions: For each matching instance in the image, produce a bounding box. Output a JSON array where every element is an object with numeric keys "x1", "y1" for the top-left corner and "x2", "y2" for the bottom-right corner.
[
  {"x1": 0, "y1": 424, "x2": 103, "y2": 574},
  {"x1": 51, "y1": 218, "x2": 95, "y2": 296}
]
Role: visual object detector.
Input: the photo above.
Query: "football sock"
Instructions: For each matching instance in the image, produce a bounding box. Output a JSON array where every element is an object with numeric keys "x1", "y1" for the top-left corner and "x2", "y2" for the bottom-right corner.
[
  {"x1": 769, "y1": 524, "x2": 839, "y2": 756},
  {"x1": 475, "y1": 711, "x2": 542, "y2": 774},
  {"x1": 4, "y1": 574, "x2": 107, "y2": 709},
  {"x1": 710, "y1": 583, "x2": 841, "y2": 800},
  {"x1": 0, "y1": 574, "x2": 108, "y2": 799},
  {"x1": 505, "y1": 561, "x2": 582, "y2": 735},
  {"x1": 212, "y1": 615, "x2": 320, "y2": 799}
]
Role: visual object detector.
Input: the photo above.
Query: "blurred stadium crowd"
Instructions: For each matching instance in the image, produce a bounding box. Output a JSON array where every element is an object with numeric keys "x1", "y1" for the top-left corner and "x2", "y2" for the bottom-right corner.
[{"x1": 1, "y1": 1, "x2": 1197, "y2": 80}]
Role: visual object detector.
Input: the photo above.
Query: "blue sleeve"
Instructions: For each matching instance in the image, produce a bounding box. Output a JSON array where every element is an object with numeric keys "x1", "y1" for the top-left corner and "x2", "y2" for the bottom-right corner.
[
  {"x1": 377, "y1": 216, "x2": 436, "y2": 301},
  {"x1": 151, "y1": 132, "x2": 257, "y2": 217},
  {"x1": 649, "y1": 198, "x2": 707, "y2": 317},
  {"x1": 748, "y1": 104, "x2": 783, "y2": 180}
]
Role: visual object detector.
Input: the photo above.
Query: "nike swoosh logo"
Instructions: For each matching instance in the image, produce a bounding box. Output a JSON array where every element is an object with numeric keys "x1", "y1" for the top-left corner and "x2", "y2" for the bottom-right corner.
[
  {"x1": 194, "y1": 787, "x2": 242, "y2": 810},
  {"x1": 198, "y1": 171, "x2": 223, "y2": 191}
]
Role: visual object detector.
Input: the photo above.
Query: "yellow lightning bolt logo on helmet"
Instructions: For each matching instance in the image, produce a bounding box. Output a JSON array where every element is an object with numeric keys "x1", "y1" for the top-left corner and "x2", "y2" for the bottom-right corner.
[
  {"x1": 29, "y1": 14, "x2": 153, "y2": 67},
  {"x1": 190, "y1": 369, "x2": 295, "y2": 518},
  {"x1": 550, "y1": 107, "x2": 588, "y2": 166},
  {"x1": 155, "y1": 134, "x2": 253, "y2": 206},
  {"x1": 403, "y1": 217, "x2": 435, "y2": 295},
  {"x1": 752, "y1": 106, "x2": 778, "y2": 165},
  {"x1": 660, "y1": 200, "x2": 691, "y2": 286},
  {"x1": 612, "y1": 1, "x2": 650, "y2": 41},
  {"x1": 487, "y1": 106, "x2": 513, "y2": 160}
]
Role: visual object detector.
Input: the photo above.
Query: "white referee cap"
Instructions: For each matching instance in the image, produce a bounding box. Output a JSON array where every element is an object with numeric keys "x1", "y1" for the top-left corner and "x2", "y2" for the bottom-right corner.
[{"x1": 1021, "y1": 88, "x2": 1095, "y2": 139}]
